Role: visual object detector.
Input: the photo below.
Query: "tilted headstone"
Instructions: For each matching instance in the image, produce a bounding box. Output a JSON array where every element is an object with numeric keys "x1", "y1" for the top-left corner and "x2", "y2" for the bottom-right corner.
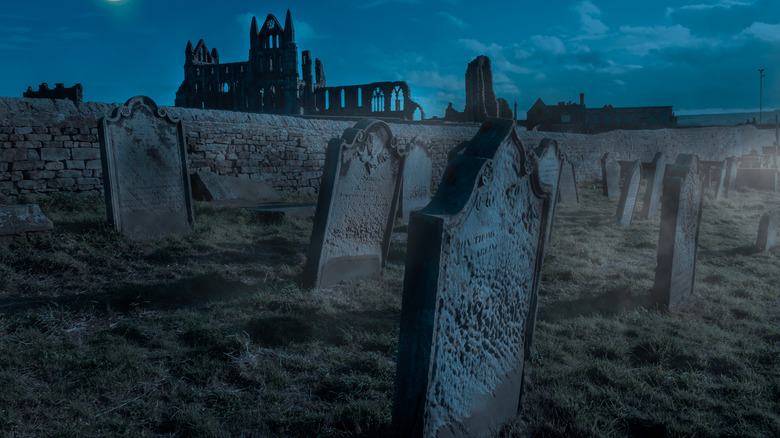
[
  {"x1": 399, "y1": 136, "x2": 433, "y2": 219},
  {"x1": 0, "y1": 204, "x2": 54, "y2": 244},
  {"x1": 601, "y1": 152, "x2": 620, "y2": 197},
  {"x1": 98, "y1": 96, "x2": 194, "y2": 240},
  {"x1": 303, "y1": 119, "x2": 407, "y2": 289},
  {"x1": 393, "y1": 119, "x2": 555, "y2": 437},
  {"x1": 535, "y1": 139, "x2": 563, "y2": 243},
  {"x1": 710, "y1": 160, "x2": 727, "y2": 200},
  {"x1": 558, "y1": 156, "x2": 579, "y2": 205},
  {"x1": 652, "y1": 154, "x2": 703, "y2": 309},
  {"x1": 756, "y1": 210, "x2": 779, "y2": 252},
  {"x1": 190, "y1": 170, "x2": 281, "y2": 203},
  {"x1": 640, "y1": 152, "x2": 666, "y2": 219},
  {"x1": 615, "y1": 160, "x2": 642, "y2": 227},
  {"x1": 723, "y1": 156, "x2": 738, "y2": 199}
]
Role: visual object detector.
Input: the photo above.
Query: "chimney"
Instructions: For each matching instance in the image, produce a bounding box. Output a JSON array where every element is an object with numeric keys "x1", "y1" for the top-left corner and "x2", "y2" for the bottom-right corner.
[{"x1": 580, "y1": 93, "x2": 585, "y2": 106}]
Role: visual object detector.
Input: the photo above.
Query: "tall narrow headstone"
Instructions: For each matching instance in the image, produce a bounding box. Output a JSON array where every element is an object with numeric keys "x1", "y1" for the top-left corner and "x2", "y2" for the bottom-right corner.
[
  {"x1": 393, "y1": 119, "x2": 554, "y2": 437},
  {"x1": 535, "y1": 139, "x2": 564, "y2": 242},
  {"x1": 558, "y1": 156, "x2": 579, "y2": 204},
  {"x1": 601, "y1": 152, "x2": 620, "y2": 197},
  {"x1": 640, "y1": 152, "x2": 666, "y2": 219},
  {"x1": 652, "y1": 154, "x2": 703, "y2": 309},
  {"x1": 756, "y1": 210, "x2": 779, "y2": 252},
  {"x1": 713, "y1": 160, "x2": 727, "y2": 200},
  {"x1": 615, "y1": 160, "x2": 642, "y2": 227},
  {"x1": 399, "y1": 136, "x2": 433, "y2": 219},
  {"x1": 723, "y1": 156, "x2": 738, "y2": 198},
  {"x1": 98, "y1": 96, "x2": 194, "y2": 240},
  {"x1": 304, "y1": 119, "x2": 407, "y2": 289}
]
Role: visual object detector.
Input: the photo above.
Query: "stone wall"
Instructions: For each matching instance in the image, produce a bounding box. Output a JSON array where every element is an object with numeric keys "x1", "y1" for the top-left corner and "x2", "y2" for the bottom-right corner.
[{"x1": 0, "y1": 96, "x2": 776, "y2": 198}]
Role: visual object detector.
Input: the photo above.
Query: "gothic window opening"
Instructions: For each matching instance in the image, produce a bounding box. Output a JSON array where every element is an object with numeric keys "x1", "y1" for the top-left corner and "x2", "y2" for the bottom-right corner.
[
  {"x1": 341, "y1": 89, "x2": 345, "y2": 108},
  {"x1": 358, "y1": 88, "x2": 362, "y2": 107},
  {"x1": 393, "y1": 86, "x2": 404, "y2": 111},
  {"x1": 372, "y1": 88, "x2": 385, "y2": 113},
  {"x1": 325, "y1": 90, "x2": 329, "y2": 110},
  {"x1": 222, "y1": 83, "x2": 229, "y2": 93},
  {"x1": 269, "y1": 86, "x2": 276, "y2": 109}
]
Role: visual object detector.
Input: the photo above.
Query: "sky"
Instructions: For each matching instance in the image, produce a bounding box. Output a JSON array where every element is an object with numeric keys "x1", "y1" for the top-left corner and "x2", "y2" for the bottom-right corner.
[{"x1": 1, "y1": 0, "x2": 778, "y2": 118}]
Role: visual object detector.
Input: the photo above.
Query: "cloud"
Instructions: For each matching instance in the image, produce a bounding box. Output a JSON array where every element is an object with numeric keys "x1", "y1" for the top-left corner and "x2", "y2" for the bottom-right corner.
[
  {"x1": 740, "y1": 22, "x2": 780, "y2": 42},
  {"x1": 437, "y1": 12, "x2": 467, "y2": 29},
  {"x1": 679, "y1": 0, "x2": 754, "y2": 11},
  {"x1": 618, "y1": 24, "x2": 711, "y2": 55},
  {"x1": 358, "y1": 0, "x2": 417, "y2": 8},
  {"x1": 573, "y1": 1, "x2": 608, "y2": 36},
  {"x1": 458, "y1": 39, "x2": 534, "y2": 75},
  {"x1": 531, "y1": 35, "x2": 567, "y2": 55},
  {"x1": 295, "y1": 21, "x2": 327, "y2": 40},
  {"x1": 406, "y1": 70, "x2": 462, "y2": 91}
]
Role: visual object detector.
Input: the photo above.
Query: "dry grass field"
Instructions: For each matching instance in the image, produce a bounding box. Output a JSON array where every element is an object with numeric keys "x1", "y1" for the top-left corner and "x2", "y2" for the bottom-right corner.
[{"x1": 0, "y1": 181, "x2": 778, "y2": 437}]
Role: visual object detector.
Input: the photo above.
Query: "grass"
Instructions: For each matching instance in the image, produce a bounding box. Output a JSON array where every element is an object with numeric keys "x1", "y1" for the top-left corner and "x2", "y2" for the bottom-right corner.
[{"x1": 0, "y1": 182, "x2": 778, "y2": 437}]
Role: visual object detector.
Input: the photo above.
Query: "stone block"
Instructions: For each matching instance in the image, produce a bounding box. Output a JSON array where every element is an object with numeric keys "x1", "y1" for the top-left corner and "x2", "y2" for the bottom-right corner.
[
  {"x1": 40, "y1": 148, "x2": 71, "y2": 161},
  {"x1": 190, "y1": 170, "x2": 281, "y2": 202},
  {"x1": 71, "y1": 147, "x2": 101, "y2": 160}
]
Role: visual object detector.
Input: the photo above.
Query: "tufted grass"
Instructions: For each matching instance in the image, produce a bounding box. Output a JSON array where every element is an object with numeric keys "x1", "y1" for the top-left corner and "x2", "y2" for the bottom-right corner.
[{"x1": 0, "y1": 182, "x2": 778, "y2": 437}]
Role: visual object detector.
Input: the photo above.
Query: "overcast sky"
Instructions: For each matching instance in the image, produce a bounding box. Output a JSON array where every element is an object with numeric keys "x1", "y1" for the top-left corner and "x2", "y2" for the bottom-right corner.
[{"x1": 1, "y1": 0, "x2": 778, "y2": 118}]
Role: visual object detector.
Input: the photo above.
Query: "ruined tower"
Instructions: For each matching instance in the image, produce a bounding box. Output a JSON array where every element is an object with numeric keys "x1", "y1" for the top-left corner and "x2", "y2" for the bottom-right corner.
[{"x1": 465, "y1": 56, "x2": 498, "y2": 121}]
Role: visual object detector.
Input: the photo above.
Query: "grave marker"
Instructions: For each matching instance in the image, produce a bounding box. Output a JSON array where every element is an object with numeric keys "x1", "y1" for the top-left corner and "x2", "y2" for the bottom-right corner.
[
  {"x1": 393, "y1": 119, "x2": 554, "y2": 437},
  {"x1": 535, "y1": 139, "x2": 563, "y2": 242},
  {"x1": 601, "y1": 152, "x2": 620, "y2": 197},
  {"x1": 98, "y1": 96, "x2": 194, "y2": 240},
  {"x1": 712, "y1": 160, "x2": 727, "y2": 200},
  {"x1": 756, "y1": 210, "x2": 779, "y2": 252},
  {"x1": 723, "y1": 156, "x2": 738, "y2": 198},
  {"x1": 558, "y1": 156, "x2": 579, "y2": 204},
  {"x1": 399, "y1": 136, "x2": 433, "y2": 219},
  {"x1": 640, "y1": 152, "x2": 665, "y2": 219},
  {"x1": 652, "y1": 154, "x2": 703, "y2": 309},
  {"x1": 615, "y1": 160, "x2": 642, "y2": 227},
  {"x1": 303, "y1": 119, "x2": 407, "y2": 289}
]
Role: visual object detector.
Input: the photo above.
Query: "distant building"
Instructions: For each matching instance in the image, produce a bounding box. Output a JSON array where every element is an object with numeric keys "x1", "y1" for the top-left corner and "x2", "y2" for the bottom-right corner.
[
  {"x1": 175, "y1": 10, "x2": 422, "y2": 119},
  {"x1": 443, "y1": 56, "x2": 513, "y2": 122},
  {"x1": 24, "y1": 83, "x2": 83, "y2": 103},
  {"x1": 526, "y1": 94, "x2": 677, "y2": 133}
]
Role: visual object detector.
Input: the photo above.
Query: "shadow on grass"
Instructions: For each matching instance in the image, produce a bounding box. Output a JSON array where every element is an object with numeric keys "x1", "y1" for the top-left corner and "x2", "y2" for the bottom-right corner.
[{"x1": 538, "y1": 286, "x2": 655, "y2": 323}]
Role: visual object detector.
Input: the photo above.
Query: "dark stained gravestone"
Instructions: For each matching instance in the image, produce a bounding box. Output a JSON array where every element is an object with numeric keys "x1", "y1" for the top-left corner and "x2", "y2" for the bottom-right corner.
[
  {"x1": 304, "y1": 119, "x2": 407, "y2": 289},
  {"x1": 601, "y1": 152, "x2": 620, "y2": 197},
  {"x1": 723, "y1": 156, "x2": 738, "y2": 199},
  {"x1": 98, "y1": 96, "x2": 194, "y2": 240},
  {"x1": 393, "y1": 119, "x2": 555, "y2": 437},
  {"x1": 652, "y1": 154, "x2": 703, "y2": 309},
  {"x1": 640, "y1": 152, "x2": 666, "y2": 219},
  {"x1": 558, "y1": 156, "x2": 579, "y2": 204},
  {"x1": 0, "y1": 204, "x2": 54, "y2": 244},
  {"x1": 399, "y1": 136, "x2": 433, "y2": 219},
  {"x1": 756, "y1": 210, "x2": 779, "y2": 252},
  {"x1": 615, "y1": 160, "x2": 642, "y2": 227}
]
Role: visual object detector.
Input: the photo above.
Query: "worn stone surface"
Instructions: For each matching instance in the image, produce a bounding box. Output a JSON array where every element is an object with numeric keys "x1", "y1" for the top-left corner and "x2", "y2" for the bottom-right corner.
[
  {"x1": 723, "y1": 156, "x2": 738, "y2": 198},
  {"x1": 615, "y1": 160, "x2": 642, "y2": 227},
  {"x1": 393, "y1": 118, "x2": 554, "y2": 437},
  {"x1": 640, "y1": 152, "x2": 666, "y2": 219},
  {"x1": 304, "y1": 119, "x2": 406, "y2": 289},
  {"x1": 601, "y1": 152, "x2": 620, "y2": 197},
  {"x1": 756, "y1": 210, "x2": 779, "y2": 252},
  {"x1": 190, "y1": 170, "x2": 280, "y2": 202},
  {"x1": 0, "y1": 204, "x2": 53, "y2": 244},
  {"x1": 652, "y1": 154, "x2": 703, "y2": 309},
  {"x1": 98, "y1": 96, "x2": 195, "y2": 240},
  {"x1": 558, "y1": 158, "x2": 579, "y2": 204},
  {"x1": 399, "y1": 136, "x2": 433, "y2": 219},
  {"x1": 535, "y1": 138, "x2": 563, "y2": 243}
]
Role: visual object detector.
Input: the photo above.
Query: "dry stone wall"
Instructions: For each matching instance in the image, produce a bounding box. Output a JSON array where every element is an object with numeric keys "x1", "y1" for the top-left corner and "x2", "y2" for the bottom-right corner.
[{"x1": 0, "y1": 96, "x2": 775, "y2": 198}]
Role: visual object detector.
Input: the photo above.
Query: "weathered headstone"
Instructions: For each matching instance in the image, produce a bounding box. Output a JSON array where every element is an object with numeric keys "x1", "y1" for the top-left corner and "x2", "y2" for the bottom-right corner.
[
  {"x1": 0, "y1": 204, "x2": 54, "y2": 244},
  {"x1": 393, "y1": 118, "x2": 554, "y2": 437},
  {"x1": 652, "y1": 154, "x2": 703, "y2": 309},
  {"x1": 535, "y1": 139, "x2": 563, "y2": 242},
  {"x1": 723, "y1": 156, "x2": 738, "y2": 198},
  {"x1": 98, "y1": 96, "x2": 194, "y2": 240},
  {"x1": 558, "y1": 156, "x2": 579, "y2": 205},
  {"x1": 399, "y1": 136, "x2": 433, "y2": 219},
  {"x1": 640, "y1": 152, "x2": 665, "y2": 219},
  {"x1": 615, "y1": 160, "x2": 642, "y2": 227},
  {"x1": 303, "y1": 119, "x2": 407, "y2": 289},
  {"x1": 756, "y1": 210, "x2": 779, "y2": 252},
  {"x1": 712, "y1": 160, "x2": 727, "y2": 200},
  {"x1": 601, "y1": 152, "x2": 620, "y2": 197},
  {"x1": 190, "y1": 170, "x2": 281, "y2": 203}
]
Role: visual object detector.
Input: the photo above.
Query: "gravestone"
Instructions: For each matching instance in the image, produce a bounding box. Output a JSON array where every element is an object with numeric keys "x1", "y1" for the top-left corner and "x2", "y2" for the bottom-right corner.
[
  {"x1": 190, "y1": 170, "x2": 281, "y2": 203},
  {"x1": 399, "y1": 136, "x2": 433, "y2": 219},
  {"x1": 652, "y1": 154, "x2": 703, "y2": 309},
  {"x1": 535, "y1": 139, "x2": 563, "y2": 242},
  {"x1": 640, "y1": 152, "x2": 665, "y2": 219},
  {"x1": 756, "y1": 210, "x2": 779, "y2": 252},
  {"x1": 712, "y1": 160, "x2": 727, "y2": 200},
  {"x1": 558, "y1": 156, "x2": 579, "y2": 204},
  {"x1": 615, "y1": 160, "x2": 642, "y2": 227},
  {"x1": 393, "y1": 118, "x2": 555, "y2": 437},
  {"x1": 723, "y1": 156, "x2": 738, "y2": 198},
  {"x1": 303, "y1": 119, "x2": 407, "y2": 289},
  {"x1": 0, "y1": 204, "x2": 54, "y2": 244},
  {"x1": 98, "y1": 96, "x2": 194, "y2": 240},
  {"x1": 601, "y1": 152, "x2": 620, "y2": 197}
]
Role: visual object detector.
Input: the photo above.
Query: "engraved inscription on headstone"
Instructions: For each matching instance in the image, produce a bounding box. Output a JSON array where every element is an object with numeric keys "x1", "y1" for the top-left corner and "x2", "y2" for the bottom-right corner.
[
  {"x1": 601, "y1": 152, "x2": 620, "y2": 197},
  {"x1": 615, "y1": 160, "x2": 642, "y2": 227},
  {"x1": 558, "y1": 157, "x2": 579, "y2": 205},
  {"x1": 399, "y1": 136, "x2": 433, "y2": 219},
  {"x1": 393, "y1": 119, "x2": 554, "y2": 437},
  {"x1": 756, "y1": 210, "x2": 779, "y2": 252},
  {"x1": 640, "y1": 152, "x2": 666, "y2": 219},
  {"x1": 304, "y1": 119, "x2": 407, "y2": 289},
  {"x1": 98, "y1": 96, "x2": 194, "y2": 240},
  {"x1": 723, "y1": 156, "x2": 738, "y2": 199},
  {"x1": 652, "y1": 154, "x2": 703, "y2": 309}
]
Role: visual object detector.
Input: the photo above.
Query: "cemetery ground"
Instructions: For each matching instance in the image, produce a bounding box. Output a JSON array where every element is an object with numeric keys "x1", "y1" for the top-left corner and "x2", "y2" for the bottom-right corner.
[{"x1": 0, "y1": 182, "x2": 778, "y2": 437}]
